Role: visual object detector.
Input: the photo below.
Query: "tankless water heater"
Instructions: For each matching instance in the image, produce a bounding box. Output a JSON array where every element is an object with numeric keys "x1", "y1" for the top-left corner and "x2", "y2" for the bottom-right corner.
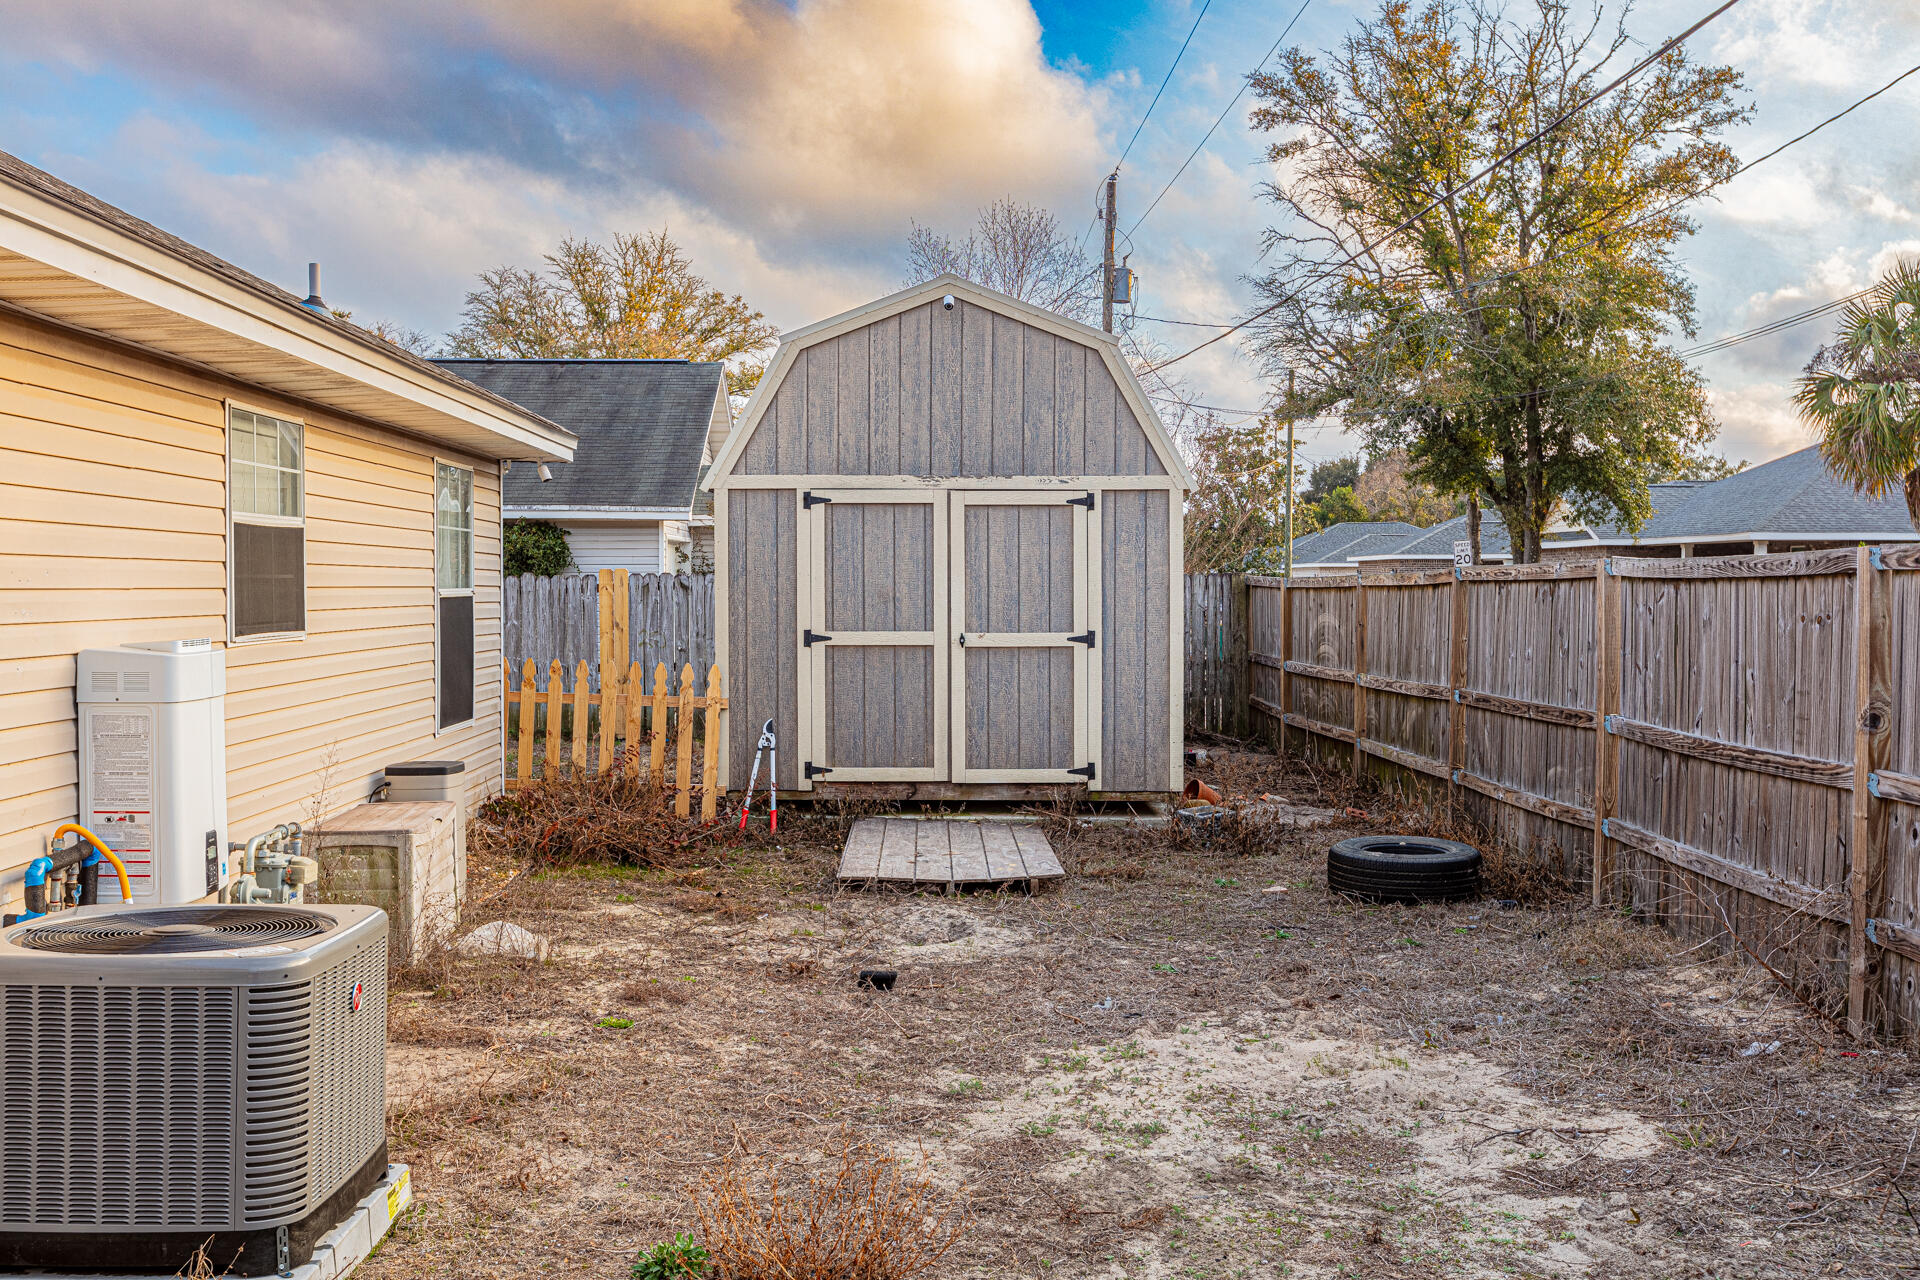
[{"x1": 74, "y1": 639, "x2": 229, "y2": 905}]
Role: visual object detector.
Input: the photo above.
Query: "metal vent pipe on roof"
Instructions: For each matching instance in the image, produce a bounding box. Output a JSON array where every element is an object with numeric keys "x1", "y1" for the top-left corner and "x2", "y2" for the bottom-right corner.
[{"x1": 301, "y1": 262, "x2": 327, "y2": 313}]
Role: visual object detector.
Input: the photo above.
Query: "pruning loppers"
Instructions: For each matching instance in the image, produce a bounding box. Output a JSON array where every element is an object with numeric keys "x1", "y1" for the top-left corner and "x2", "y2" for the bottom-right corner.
[{"x1": 738, "y1": 718, "x2": 778, "y2": 832}]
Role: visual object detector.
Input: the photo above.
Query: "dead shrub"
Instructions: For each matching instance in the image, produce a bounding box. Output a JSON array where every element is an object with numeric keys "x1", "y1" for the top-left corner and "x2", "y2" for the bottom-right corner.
[
  {"x1": 473, "y1": 761, "x2": 719, "y2": 870},
  {"x1": 694, "y1": 1131, "x2": 966, "y2": 1280}
]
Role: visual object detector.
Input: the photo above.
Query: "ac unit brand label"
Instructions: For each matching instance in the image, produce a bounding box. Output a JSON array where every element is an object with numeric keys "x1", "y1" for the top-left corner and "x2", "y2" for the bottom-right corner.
[{"x1": 350, "y1": 980, "x2": 365, "y2": 1013}]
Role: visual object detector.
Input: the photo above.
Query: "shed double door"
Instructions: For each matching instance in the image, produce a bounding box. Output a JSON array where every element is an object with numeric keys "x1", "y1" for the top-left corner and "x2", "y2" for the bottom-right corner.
[
  {"x1": 800, "y1": 489, "x2": 1099, "y2": 785},
  {"x1": 951, "y1": 492, "x2": 1099, "y2": 783}
]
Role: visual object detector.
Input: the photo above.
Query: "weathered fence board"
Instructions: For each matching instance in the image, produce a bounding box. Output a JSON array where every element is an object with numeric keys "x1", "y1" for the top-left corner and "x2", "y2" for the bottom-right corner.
[
  {"x1": 505, "y1": 571, "x2": 714, "y2": 692},
  {"x1": 1241, "y1": 545, "x2": 1920, "y2": 1041},
  {"x1": 1184, "y1": 572, "x2": 1248, "y2": 736}
]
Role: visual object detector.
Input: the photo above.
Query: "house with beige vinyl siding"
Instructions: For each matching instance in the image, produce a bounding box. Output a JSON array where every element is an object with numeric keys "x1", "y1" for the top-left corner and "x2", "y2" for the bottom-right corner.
[{"x1": 0, "y1": 150, "x2": 574, "y2": 912}]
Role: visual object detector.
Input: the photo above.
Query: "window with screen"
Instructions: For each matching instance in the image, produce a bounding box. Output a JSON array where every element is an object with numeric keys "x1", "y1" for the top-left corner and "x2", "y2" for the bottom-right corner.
[
  {"x1": 229, "y1": 407, "x2": 305, "y2": 638},
  {"x1": 436, "y1": 462, "x2": 475, "y2": 729}
]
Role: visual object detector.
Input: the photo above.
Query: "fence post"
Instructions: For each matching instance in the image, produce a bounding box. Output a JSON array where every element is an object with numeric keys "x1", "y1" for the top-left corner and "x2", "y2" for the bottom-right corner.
[
  {"x1": 1352, "y1": 576, "x2": 1369, "y2": 781},
  {"x1": 1278, "y1": 581, "x2": 1293, "y2": 753},
  {"x1": 1592, "y1": 559, "x2": 1622, "y2": 907},
  {"x1": 701, "y1": 666, "x2": 725, "y2": 820},
  {"x1": 543, "y1": 659, "x2": 565, "y2": 782},
  {"x1": 625, "y1": 659, "x2": 644, "y2": 778},
  {"x1": 518, "y1": 659, "x2": 538, "y2": 785},
  {"x1": 675, "y1": 663, "x2": 697, "y2": 817},
  {"x1": 1447, "y1": 569, "x2": 1467, "y2": 813},
  {"x1": 1230, "y1": 573, "x2": 1250, "y2": 737},
  {"x1": 571, "y1": 658, "x2": 592, "y2": 775},
  {"x1": 650, "y1": 661, "x2": 670, "y2": 785},
  {"x1": 1849, "y1": 545, "x2": 1893, "y2": 1039}
]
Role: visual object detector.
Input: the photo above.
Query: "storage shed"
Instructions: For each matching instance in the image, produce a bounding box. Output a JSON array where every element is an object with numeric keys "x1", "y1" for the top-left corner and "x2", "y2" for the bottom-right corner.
[{"x1": 703, "y1": 276, "x2": 1190, "y2": 800}]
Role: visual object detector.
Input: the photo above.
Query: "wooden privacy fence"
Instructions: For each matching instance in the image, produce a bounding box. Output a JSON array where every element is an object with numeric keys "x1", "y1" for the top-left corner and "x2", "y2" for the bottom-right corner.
[
  {"x1": 1249, "y1": 546, "x2": 1920, "y2": 1040},
  {"x1": 1184, "y1": 572, "x2": 1249, "y2": 736},
  {"x1": 505, "y1": 659, "x2": 728, "y2": 820},
  {"x1": 504, "y1": 570, "x2": 714, "y2": 692}
]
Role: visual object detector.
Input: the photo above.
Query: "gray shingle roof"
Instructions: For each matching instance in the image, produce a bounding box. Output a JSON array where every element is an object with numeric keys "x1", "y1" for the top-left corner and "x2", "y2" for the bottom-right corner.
[
  {"x1": 1357, "y1": 511, "x2": 1512, "y2": 561},
  {"x1": 1287, "y1": 521, "x2": 1421, "y2": 565},
  {"x1": 1592, "y1": 447, "x2": 1916, "y2": 542},
  {"x1": 433, "y1": 359, "x2": 721, "y2": 512}
]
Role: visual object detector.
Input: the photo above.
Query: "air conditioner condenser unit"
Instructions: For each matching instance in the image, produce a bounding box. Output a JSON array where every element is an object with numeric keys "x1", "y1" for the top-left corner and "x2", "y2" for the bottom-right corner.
[{"x1": 0, "y1": 903, "x2": 389, "y2": 1276}]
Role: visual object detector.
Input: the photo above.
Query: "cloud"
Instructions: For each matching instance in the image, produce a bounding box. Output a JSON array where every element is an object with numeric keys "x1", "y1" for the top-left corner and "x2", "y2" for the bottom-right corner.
[
  {"x1": 1, "y1": 0, "x2": 1107, "y2": 251},
  {"x1": 1708, "y1": 0, "x2": 1920, "y2": 92},
  {"x1": 1704, "y1": 380, "x2": 1813, "y2": 462}
]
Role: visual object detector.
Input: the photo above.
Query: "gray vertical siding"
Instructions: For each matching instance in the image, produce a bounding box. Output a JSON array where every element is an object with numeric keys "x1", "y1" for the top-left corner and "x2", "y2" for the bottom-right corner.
[
  {"x1": 821, "y1": 504, "x2": 936, "y2": 769},
  {"x1": 737, "y1": 300, "x2": 1164, "y2": 477},
  {"x1": 962, "y1": 503, "x2": 1076, "y2": 771},
  {"x1": 728, "y1": 489, "x2": 798, "y2": 789},
  {"x1": 1102, "y1": 489, "x2": 1171, "y2": 791}
]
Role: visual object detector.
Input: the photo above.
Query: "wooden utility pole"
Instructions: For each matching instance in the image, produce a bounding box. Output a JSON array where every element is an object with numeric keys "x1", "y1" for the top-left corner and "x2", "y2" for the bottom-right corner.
[
  {"x1": 1283, "y1": 368, "x2": 1296, "y2": 579},
  {"x1": 1101, "y1": 171, "x2": 1118, "y2": 334}
]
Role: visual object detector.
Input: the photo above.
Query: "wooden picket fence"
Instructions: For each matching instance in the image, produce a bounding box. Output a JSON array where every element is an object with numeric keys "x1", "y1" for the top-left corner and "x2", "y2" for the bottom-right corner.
[{"x1": 504, "y1": 659, "x2": 728, "y2": 820}]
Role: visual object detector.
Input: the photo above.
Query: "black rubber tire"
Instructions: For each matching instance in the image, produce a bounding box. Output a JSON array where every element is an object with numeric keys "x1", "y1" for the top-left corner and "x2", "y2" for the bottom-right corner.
[{"x1": 1327, "y1": 835, "x2": 1482, "y2": 903}]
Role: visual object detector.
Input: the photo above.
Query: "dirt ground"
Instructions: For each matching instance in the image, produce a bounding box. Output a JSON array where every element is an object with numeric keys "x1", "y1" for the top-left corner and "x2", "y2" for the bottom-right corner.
[{"x1": 364, "y1": 741, "x2": 1920, "y2": 1279}]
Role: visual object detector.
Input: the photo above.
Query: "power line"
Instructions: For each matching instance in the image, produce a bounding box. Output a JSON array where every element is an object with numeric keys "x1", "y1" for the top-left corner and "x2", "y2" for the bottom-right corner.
[
  {"x1": 1132, "y1": 313, "x2": 1239, "y2": 328},
  {"x1": 1116, "y1": 0, "x2": 1215, "y2": 171},
  {"x1": 1126, "y1": 0, "x2": 1315, "y2": 238},
  {"x1": 1143, "y1": 0, "x2": 1746, "y2": 376},
  {"x1": 1155, "y1": 55, "x2": 1920, "y2": 351}
]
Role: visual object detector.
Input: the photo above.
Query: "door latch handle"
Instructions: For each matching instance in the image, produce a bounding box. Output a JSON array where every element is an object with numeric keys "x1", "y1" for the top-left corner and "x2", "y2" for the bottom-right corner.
[{"x1": 957, "y1": 632, "x2": 967, "y2": 647}]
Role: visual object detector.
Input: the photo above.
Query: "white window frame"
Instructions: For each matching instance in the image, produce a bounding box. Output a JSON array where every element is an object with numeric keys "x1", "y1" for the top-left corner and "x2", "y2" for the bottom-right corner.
[
  {"x1": 434, "y1": 458, "x2": 477, "y2": 734},
  {"x1": 225, "y1": 399, "x2": 307, "y2": 645}
]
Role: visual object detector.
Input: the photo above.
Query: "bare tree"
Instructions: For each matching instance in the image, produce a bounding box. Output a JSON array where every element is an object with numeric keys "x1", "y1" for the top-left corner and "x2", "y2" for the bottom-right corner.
[{"x1": 905, "y1": 197, "x2": 1099, "y2": 324}]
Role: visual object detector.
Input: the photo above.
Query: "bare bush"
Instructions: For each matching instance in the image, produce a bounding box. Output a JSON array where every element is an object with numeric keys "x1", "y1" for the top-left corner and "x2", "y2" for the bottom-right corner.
[
  {"x1": 472, "y1": 757, "x2": 715, "y2": 870},
  {"x1": 694, "y1": 1132, "x2": 966, "y2": 1280}
]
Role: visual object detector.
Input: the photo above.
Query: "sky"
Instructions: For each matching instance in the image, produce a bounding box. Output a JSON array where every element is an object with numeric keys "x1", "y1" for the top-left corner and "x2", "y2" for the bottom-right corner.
[{"x1": 3, "y1": 0, "x2": 1919, "y2": 473}]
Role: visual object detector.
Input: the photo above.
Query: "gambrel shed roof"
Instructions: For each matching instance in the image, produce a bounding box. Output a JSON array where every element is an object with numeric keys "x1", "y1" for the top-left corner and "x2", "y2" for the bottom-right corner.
[{"x1": 706, "y1": 275, "x2": 1191, "y2": 488}]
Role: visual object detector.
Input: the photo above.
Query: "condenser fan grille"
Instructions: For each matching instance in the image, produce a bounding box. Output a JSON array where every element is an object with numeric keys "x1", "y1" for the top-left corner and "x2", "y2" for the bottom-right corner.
[{"x1": 16, "y1": 907, "x2": 335, "y2": 955}]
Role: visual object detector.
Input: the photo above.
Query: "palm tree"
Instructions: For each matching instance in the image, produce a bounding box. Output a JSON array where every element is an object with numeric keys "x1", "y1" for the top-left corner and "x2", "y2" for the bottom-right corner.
[{"x1": 1795, "y1": 260, "x2": 1920, "y2": 528}]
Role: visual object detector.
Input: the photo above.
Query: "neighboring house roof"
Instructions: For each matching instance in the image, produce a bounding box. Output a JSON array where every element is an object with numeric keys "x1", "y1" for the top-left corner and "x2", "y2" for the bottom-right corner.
[
  {"x1": 1585, "y1": 447, "x2": 1917, "y2": 544},
  {"x1": 0, "y1": 148, "x2": 574, "y2": 461},
  {"x1": 1353, "y1": 511, "x2": 1513, "y2": 563},
  {"x1": 434, "y1": 359, "x2": 724, "y2": 516},
  {"x1": 1285, "y1": 521, "x2": 1421, "y2": 566}
]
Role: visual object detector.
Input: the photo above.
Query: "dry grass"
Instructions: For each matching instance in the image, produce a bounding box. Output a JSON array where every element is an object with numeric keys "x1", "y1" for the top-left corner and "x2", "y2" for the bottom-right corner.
[
  {"x1": 694, "y1": 1131, "x2": 967, "y2": 1280},
  {"x1": 364, "y1": 737, "x2": 1920, "y2": 1279}
]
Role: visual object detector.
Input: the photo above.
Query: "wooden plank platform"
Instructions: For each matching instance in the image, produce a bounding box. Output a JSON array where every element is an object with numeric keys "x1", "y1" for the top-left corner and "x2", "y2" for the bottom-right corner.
[{"x1": 837, "y1": 819, "x2": 1065, "y2": 890}]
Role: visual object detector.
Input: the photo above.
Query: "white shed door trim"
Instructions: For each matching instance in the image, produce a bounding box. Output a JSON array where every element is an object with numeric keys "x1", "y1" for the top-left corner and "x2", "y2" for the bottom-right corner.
[
  {"x1": 800, "y1": 489, "x2": 950, "y2": 782},
  {"x1": 949, "y1": 490, "x2": 1103, "y2": 784}
]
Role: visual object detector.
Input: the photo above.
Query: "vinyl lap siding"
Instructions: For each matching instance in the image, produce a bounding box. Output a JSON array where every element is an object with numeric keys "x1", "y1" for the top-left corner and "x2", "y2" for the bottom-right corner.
[
  {"x1": 0, "y1": 311, "x2": 503, "y2": 902},
  {"x1": 558, "y1": 522, "x2": 664, "y2": 573}
]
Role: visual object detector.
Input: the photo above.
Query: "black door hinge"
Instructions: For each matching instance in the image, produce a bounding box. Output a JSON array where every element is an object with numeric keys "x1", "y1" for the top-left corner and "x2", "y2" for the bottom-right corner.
[
  {"x1": 1067, "y1": 763, "x2": 1096, "y2": 782},
  {"x1": 1067, "y1": 492, "x2": 1095, "y2": 510},
  {"x1": 1069, "y1": 629, "x2": 1096, "y2": 647},
  {"x1": 803, "y1": 491, "x2": 831, "y2": 508},
  {"x1": 803, "y1": 629, "x2": 833, "y2": 646},
  {"x1": 805, "y1": 762, "x2": 834, "y2": 779}
]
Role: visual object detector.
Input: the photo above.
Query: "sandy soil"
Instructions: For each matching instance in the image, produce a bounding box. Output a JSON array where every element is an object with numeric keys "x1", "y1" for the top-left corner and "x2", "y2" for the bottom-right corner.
[{"x1": 363, "y1": 744, "x2": 1920, "y2": 1279}]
